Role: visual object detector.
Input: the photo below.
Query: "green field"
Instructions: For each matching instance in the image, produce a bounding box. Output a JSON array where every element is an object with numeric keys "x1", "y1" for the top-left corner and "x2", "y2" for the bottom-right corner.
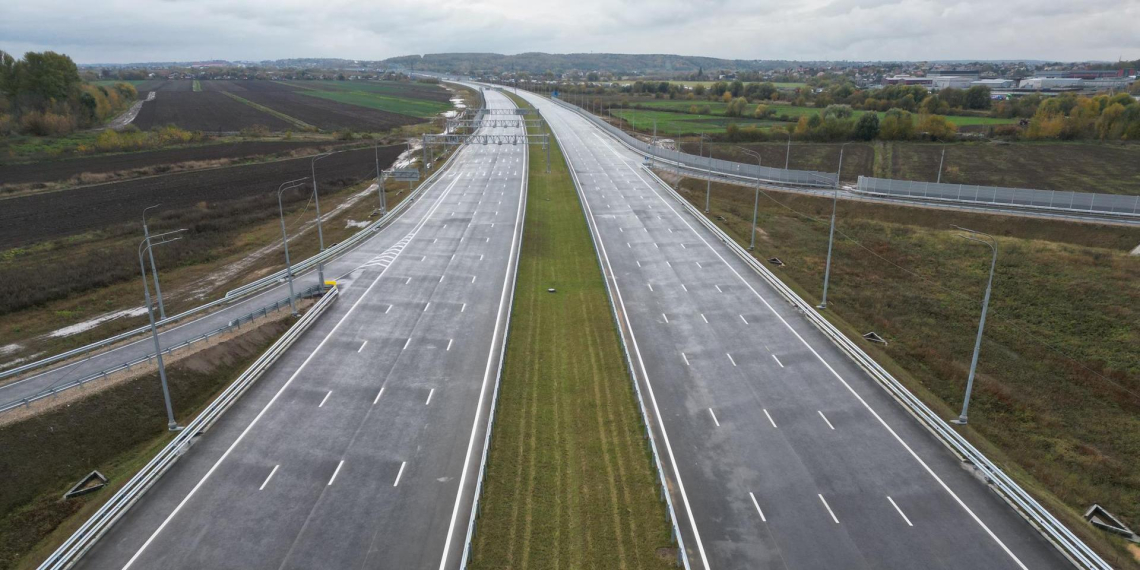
[
  {"x1": 611, "y1": 109, "x2": 778, "y2": 136},
  {"x1": 621, "y1": 100, "x2": 1017, "y2": 129},
  {"x1": 470, "y1": 94, "x2": 675, "y2": 568},
  {"x1": 671, "y1": 174, "x2": 1140, "y2": 568},
  {"x1": 282, "y1": 80, "x2": 454, "y2": 118},
  {"x1": 616, "y1": 80, "x2": 808, "y2": 89}
]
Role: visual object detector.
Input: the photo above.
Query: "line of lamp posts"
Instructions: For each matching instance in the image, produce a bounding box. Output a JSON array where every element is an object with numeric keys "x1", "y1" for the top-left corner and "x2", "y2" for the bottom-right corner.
[
  {"x1": 557, "y1": 91, "x2": 993, "y2": 426},
  {"x1": 138, "y1": 147, "x2": 391, "y2": 430}
]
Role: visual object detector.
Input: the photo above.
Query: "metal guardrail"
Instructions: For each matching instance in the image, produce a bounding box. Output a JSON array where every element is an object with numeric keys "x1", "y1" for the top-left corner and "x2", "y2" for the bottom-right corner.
[
  {"x1": 520, "y1": 88, "x2": 692, "y2": 568},
  {"x1": 3, "y1": 140, "x2": 463, "y2": 384},
  {"x1": 637, "y1": 163, "x2": 1111, "y2": 570},
  {"x1": 856, "y1": 176, "x2": 1140, "y2": 217},
  {"x1": 0, "y1": 285, "x2": 322, "y2": 415},
  {"x1": 36, "y1": 285, "x2": 339, "y2": 570}
]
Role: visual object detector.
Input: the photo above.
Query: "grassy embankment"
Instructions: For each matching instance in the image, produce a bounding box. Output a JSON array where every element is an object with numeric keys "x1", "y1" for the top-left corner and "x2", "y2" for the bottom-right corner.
[
  {"x1": 284, "y1": 81, "x2": 455, "y2": 118},
  {"x1": 665, "y1": 172, "x2": 1140, "y2": 567},
  {"x1": 469, "y1": 95, "x2": 675, "y2": 568},
  {"x1": 0, "y1": 315, "x2": 296, "y2": 570},
  {"x1": 689, "y1": 140, "x2": 1140, "y2": 195}
]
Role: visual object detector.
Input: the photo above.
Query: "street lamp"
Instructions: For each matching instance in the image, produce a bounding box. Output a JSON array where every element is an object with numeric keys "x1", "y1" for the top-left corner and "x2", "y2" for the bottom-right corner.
[
  {"x1": 276, "y1": 177, "x2": 311, "y2": 316},
  {"x1": 374, "y1": 142, "x2": 387, "y2": 215},
  {"x1": 781, "y1": 130, "x2": 792, "y2": 169},
  {"x1": 936, "y1": 147, "x2": 946, "y2": 184},
  {"x1": 310, "y1": 152, "x2": 338, "y2": 288},
  {"x1": 818, "y1": 141, "x2": 852, "y2": 310},
  {"x1": 139, "y1": 229, "x2": 187, "y2": 431},
  {"x1": 950, "y1": 226, "x2": 998, "y2": 426},
  {"x1": 699, "y1": 133, "x2": 712, "y2": 213},
  {"x1": 142, "y1": 204, "x2": 168, "y2": 320},
  {"x1": 735, "y1": 147, "x2": 762, "y2": 250}
]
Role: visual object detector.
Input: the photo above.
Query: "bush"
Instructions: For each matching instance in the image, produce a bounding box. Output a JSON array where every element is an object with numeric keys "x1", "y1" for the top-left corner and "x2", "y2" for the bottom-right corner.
[
  {"x1": 239, "y1": 124, "x2": 270, "y2": 138},
  {"x1": 19, "y1": 111, "x2": 73, "y2": 136}
]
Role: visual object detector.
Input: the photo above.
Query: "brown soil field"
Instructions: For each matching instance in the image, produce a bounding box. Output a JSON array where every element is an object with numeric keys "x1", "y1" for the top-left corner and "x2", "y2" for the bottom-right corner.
[
  {"x1": 132, "y1": 91, "x2": 292, "y2": 132},
  {"x1": 206, "y1": 81, "x2": 422, "y2": 131},
  {"x1": 0, "y1": 140, "x2": 353, "y2": 185},
  {"x1": 0, "y1": 144, "x2": 405, "y2": 248}
]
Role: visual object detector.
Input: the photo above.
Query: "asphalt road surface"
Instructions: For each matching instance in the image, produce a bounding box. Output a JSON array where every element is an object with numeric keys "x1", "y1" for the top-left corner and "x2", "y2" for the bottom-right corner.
[
  {"x1": 519, "y1": 89, "x2": 1072, "y2": 570},
  {"x1": 75, "y1": 87, "x2": 526, "y2": 569}
]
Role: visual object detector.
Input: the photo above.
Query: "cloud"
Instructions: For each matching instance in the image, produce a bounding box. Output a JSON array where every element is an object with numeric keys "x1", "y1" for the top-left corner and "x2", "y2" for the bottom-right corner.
[{"x1": 1, "y1": 0, "x2": 1137, "y2": 63}]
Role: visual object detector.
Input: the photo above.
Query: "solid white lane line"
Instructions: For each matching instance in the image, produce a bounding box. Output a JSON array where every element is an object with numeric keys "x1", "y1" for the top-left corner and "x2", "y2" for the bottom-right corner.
[
  {"x1": 328, "y1": 460, "x2": 345, "y2": 486},
  {"x1": 426, "y1": 388, "x2": 435, "y2": 406},
  {"x1": 662, "y1": 313, "x2": 669, "y2": 323},
  {"x1": 439, "y1": 275, "x2": 445, "y2": 283},
  {"x1": 424, "y1": 302, "x2": 431, "y2": 312},
  {"x1": 471, "y1": 275, "x2": 477, "y2": 283},
  {"x1": 318, "y1": 391, "x2": 332, "y2": 408},
  {"x1": 763, "y1": 409, "x2": 778, "y2": 428},
  {"x1": 461, "y1": 303, "x2": 466, "y2": 312},
  {"x1": 636, "y1": 260, "x2": 641, "y2": 267},
  {"x1": 740, "y1": 315, "x2": 749, "y2": 325},
  {"x1": 749, "y1": 492, "x2": 767, "y2": 522},
  {"x1": 447, "y1": 339, "x2": 453, "y2": 351},
  {"x1": 715, "y1": 284, "x2": 722, "y2": 292},
  {"x1": 888, "y1": 496, "x2": 914, "y2": 526},
  {"x1": 726, "y1": 353, "x2": 737, "y2": 367},
  {"x1": 358, "y1": 341, "x2": 368, "y2": 353},
  {"x1": 394, "y1": 461, "x2": 406, "y2": 487},
  {"x1": 373, "y1": 387, "x2": 385, "y2": 405},
  {"x1": 647, "y1": 283, "x2": 654, "y2": 291},
  {"x1": 405, "y1": 277, "x2": 411, "y2": 285},
  {"x1": 682, "y1": 353, "x2": 690, "y2": 366},
  {"x1": 708, "y1": 408, "x2": 720, "y2": 427},
  {"x1": 696, "y1": 261, "x2": 702, "y2": 268},
  {"x1": 819, "y1": 494, "x2": 839, "y2": 523},
  {"x1": 403, "y1": 338, "x2": 411, "y2": 350},
  {"x1": 666, "y1": 260, "x2": 672, "y2": 268},
  {"x1": 385, "y1": 305, "x2": 392, "y2": 314},
  {"x1": 700, "y1": 313, "x2": 708, "y2": 323},
  {"x1": 818, "y1": 410, "x2": 836, "y2": 430},
  {"x1": 681, "y1": 284, "x2": 688, "y2": 292},
  {"x1": 259, "y1": 465, "x2": 279, "y2": 491},
  {"x1": 772, "y1": 355, "x2": 784, "y2": 368}
]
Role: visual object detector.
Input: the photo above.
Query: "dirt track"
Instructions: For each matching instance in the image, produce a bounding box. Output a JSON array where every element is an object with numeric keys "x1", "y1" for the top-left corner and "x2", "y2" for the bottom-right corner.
[{"x1": 0, "y1": 145, "x2": 405, "y2": 248}]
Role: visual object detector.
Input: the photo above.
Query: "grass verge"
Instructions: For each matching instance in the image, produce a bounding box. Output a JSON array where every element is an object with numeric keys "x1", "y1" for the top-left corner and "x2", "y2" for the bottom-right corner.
[
  {"x1": 0, "y1": 315, "x2": 295, "y2": 570},
  {"x1": 469, "y1": 95, "x2": 675, "y2": 568},
  {"x1": 665, "y1": 171, "x2": 1140, "y2": 567}
]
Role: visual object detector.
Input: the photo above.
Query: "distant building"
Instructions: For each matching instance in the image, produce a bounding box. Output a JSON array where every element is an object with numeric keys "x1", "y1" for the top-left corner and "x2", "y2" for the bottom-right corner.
[
  {"x1": 972, "y1": 79, "x2": 1015, "y2": 89},
  {"x1": 884, "y1": 75, "x2": 932, "y2": 87},
  {"x1": 1020, "y1": 77, "x2": 1083, "y2": 90},
  {"x1": 931, "y1": 76, "x2": 975, "y2": 90},
  {"x1": 1082, "y1": 77, "x2": 1135, "y2": 91},
  {"x1": 928, "y1": 69, "x2": 981, "y2": 78},
  {"x1": 1035, "y1": 68, "x2": 1135, "y2": 79}
]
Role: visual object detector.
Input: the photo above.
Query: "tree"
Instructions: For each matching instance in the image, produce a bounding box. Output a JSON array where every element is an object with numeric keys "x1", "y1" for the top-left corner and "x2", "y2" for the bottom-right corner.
[
  {"x1": 725, "y1": 97, "x2": 748, "y2": 117},
  {"x1": 16, "y1": 51, "x2": 81, "y2": 108},
  {"x1": 823, "y1": 104, "x2": 853, "y2": 119},
  {"x1": 879, "y1": 108, "x2": 915, "y2": 140},
  {"x1": 753, "y1": 104, "x2": 772, "y2": 119},
  {"x1": 853, "y1": 112, "x2": 880, "y2": 140},
  {"x1": 916, "y1": 114, "x2": 958, "y2": 140},
  {"x1": 693, "y1": 84, "x2": 706, "y2": 96},
  {"x1": 964, "y1": 85, "x2": 992, "y2": 110}
]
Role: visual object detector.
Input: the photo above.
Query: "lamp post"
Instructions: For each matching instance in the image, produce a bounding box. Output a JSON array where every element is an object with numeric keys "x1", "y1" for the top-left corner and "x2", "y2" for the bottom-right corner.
[
  {"x1": 735, "y1": 147, "x2": 762, "y2": 250},
  {"x1": 276, "y1": 177, "x2": 311, "y2": 316},
  {"x1": 936, "y1": 147, "x2": 946, "y2": 184},
  {"x1": 374, "y1": 142, "x2": 386, "y2": 214},
  {"x1": 310, "y1": 152, "x2": 337, "y2": 288},
  {"x1": 818, "y1": 142, "x2": 852, "y2": 310},
  {"x1": 782, "y1": 130, "x2": 792, "y2": 169},
  {"x1": 139, "y1": 229, "x2": 187, "y2": 431},
  {"x1": 950, "y1": 226, "x2": 998, "y2": 426},
  {"x1": 142, "y1": 204, "x2": 167, "y2": 320}
]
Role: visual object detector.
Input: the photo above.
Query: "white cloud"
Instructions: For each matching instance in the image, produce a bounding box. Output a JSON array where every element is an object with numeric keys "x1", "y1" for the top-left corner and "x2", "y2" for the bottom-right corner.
[{"x1": 1, "y1": 0, "x2": 1137, "y2": 63}]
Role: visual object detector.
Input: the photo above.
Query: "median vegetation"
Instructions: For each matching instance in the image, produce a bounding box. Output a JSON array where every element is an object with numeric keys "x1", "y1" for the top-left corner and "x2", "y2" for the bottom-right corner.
[{"x1": 470, "y1": 94, "x2": 675, "y2": 568}]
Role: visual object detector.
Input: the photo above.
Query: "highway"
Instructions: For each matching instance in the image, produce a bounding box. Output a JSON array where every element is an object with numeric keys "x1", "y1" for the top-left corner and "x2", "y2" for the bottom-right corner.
[
  {"x1": 518, "y1": 89, "x2": 1073, "y2": 569},
  {"x1": 74, "y1": 87, "x2": 525, "y2": 569}
]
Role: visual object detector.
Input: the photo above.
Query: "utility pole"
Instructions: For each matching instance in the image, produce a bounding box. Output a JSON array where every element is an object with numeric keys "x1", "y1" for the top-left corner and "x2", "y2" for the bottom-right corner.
[
  {"x1": 276, "y1": 178, "x2": 310, "y2": 316},
  {"x1": 951, "y1": 226, "x2": 998, "y2": 425},
  {"x1": 784, "y1": 131, "x2": 792, "y2": 169},
  {"x1": 142, "y1": 204, "x2": 167, "y2": 320},
  {"x1": 736, "y1": 147, "x2": 762, "y2": 250},
  {"x1": 818, "y1": 142, "x2": 851, "y2": 310},
  {"x1": 310, "y1": 153, "x2": 335, "y2": 288},
  {"x1": 936, "y1": 147, "x2": 946, "y2": 184},
  {"x1": 705, "y1": 139, "x2": 712, "y2": 213},
  {"x1": 375, "y1": 142, "x2": 386, "y2": 214},
  {"x1": 139, "y1": 230, "x2": 186, "y2": 431}
]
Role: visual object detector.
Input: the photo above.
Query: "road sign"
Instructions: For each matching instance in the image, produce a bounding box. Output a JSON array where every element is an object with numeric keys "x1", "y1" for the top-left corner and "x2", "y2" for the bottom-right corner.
[{"x1": 384, "y1": 169, "x2": 420, "y2": 181}]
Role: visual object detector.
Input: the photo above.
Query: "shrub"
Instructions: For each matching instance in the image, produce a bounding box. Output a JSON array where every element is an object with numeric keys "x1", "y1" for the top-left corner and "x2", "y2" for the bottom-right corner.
[
  {"x1": 19, "y1": 111, "x2": 73, "y2": 136},
  {"x1": 239, "y1": 124, "x2": 270, "y2": 138}
]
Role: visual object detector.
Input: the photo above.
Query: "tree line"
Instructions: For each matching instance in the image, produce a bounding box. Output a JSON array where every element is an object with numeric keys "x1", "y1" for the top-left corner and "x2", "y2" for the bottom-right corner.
[{"x1": 1, "y1": 50, "x2": 136, "y2": 136}]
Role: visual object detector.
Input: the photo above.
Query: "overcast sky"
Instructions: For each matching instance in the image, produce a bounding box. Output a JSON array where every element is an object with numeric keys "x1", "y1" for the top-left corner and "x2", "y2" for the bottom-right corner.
[{"x1": 3, "y1": 0, "x2": 1138, "y2": 64}]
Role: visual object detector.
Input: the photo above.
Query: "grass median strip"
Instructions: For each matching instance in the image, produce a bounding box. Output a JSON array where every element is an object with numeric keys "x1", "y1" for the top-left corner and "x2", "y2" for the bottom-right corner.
[{"x1": 469, "y1": 95, "x2": 676, "y2": 568}]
